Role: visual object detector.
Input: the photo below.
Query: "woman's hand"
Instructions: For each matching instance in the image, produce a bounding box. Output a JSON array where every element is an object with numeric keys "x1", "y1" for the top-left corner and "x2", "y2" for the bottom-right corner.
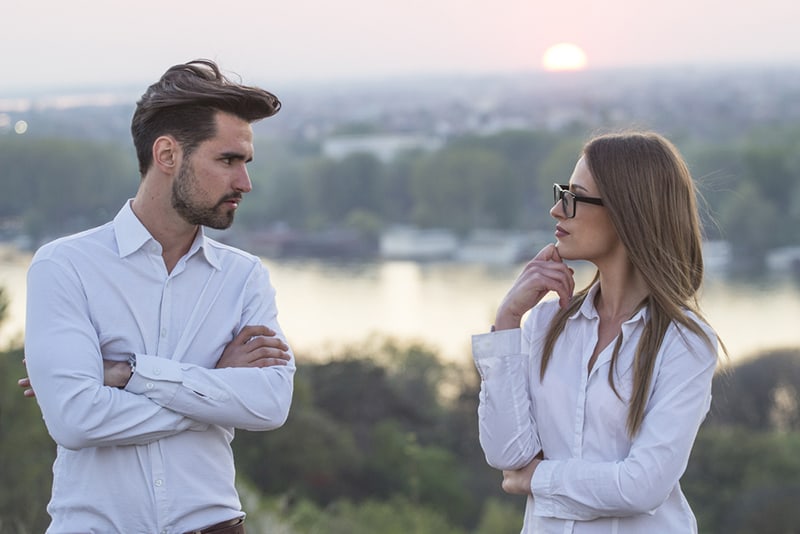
[
  {"x1": 494, "y1": 243, "x2": 574, "y2": 330},
  {"x1": 501, "y1": 452, "x2": 543, "y2": 495}
]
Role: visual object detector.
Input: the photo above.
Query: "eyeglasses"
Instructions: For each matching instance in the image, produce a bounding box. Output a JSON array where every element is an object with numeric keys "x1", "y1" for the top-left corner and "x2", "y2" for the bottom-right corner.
[{"x1": 553, "y1": 183, "x2": 604, "y2": 219}]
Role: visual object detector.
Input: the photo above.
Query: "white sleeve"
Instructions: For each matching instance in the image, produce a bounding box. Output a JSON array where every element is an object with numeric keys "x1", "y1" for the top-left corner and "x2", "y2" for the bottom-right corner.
[
  {"x1": 25, "y1": 258, "x2": 206, "y2": 451},
  {"x1": 473, "y1": 325, "x2": 542, "y2": 470},
  {"x1": 125, "y1": 263, "x2": 294, "y2": 431},
  {"x1": 531, "y1": 326, "x2": 717, "y2": 520}
]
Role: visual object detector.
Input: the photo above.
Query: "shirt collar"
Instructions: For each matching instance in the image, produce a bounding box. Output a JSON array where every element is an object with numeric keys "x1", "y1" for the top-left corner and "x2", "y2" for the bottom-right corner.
[
  {"x1": 113, "y1": 200, "x2": 222, "y2": 270},
  {"x1": 571, "y1": 281, "x2": 649, "y2": 324}
]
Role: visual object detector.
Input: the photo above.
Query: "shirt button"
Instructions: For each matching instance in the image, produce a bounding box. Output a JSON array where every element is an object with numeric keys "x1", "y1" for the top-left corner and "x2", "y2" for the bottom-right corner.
[
  {"x1": 154, "y1": 479, "x2": 163, "y2": 487},
  {"x1": 146, "y1": 383, "x2": 154, "y2": 390},
  {"x1": 153, "y1": 368, "x2": 161, "y2": 375},
  {"x1": 160, "y1": 328, "x2": 167, "y2": 338}
]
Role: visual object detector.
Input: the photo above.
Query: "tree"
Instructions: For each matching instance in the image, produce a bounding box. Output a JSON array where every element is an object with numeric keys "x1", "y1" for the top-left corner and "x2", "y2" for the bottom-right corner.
[
  {"x1": 683, "y1": 427, "x2": 800, "y2": 533},
  {"x1": 707, "y1": 349, "x2": 800, "y2": 431},
  {"x1": 410, "y1": 146, "x2": 514, "y2": 233},
  {"x1": 0, "y1": 137, "x2": 136, "y2": 245},
  {"x1": 0, "y1": 350, "x2": 54, "y2": 533}
]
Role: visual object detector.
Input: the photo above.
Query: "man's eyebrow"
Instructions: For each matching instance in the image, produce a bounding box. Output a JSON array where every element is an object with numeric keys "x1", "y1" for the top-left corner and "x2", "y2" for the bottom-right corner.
[{"x1": 220, "y1": 151, "x2": 253, "y2": 163}]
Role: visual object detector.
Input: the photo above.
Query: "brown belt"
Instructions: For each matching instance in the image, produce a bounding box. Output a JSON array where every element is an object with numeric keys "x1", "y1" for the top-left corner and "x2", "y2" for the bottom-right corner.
[{"x1": 184, "y1": 517, "x2": 245, "y2": 534}]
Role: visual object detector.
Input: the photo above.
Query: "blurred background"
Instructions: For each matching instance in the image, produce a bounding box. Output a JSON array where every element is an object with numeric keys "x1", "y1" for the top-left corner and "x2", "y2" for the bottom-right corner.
[{"x1": 1, "y1": 1, "x2": 799, "y2": 532}]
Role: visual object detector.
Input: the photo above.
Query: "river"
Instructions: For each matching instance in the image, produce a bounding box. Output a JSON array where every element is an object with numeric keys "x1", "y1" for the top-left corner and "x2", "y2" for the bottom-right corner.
[{"x1": 1, "y1": 245, "x2": 798, "y2": 366}]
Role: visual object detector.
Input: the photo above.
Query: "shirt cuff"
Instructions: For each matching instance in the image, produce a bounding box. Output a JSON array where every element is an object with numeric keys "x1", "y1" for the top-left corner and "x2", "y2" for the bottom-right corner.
[
  {"x1": 472, "y1": 328, "x2": 521, "y2": 360},
  {"x1": 530, "y1": 459, "x2": 561, "y2": 518},
  {"x1": 125, "y1": 354, "x2": 182, "y2": 403}
]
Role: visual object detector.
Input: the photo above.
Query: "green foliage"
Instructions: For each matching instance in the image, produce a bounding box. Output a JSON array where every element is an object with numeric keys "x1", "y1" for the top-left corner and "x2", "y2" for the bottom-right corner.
[
  {"x1": 686, "y1": 128, "x2": 800, "y2": 268},
  {"x1": 4, "y1": 124, "x2": 800, "y2": 268},
  {"x1": 0, "y1": 137, "x2": 137, "y2": 244},
  {"x1": 410, "y1": 145, "x2": 514, "y2": 233},
  {"x1": 683, "y1": 349, "x2": 800, "y2": 533},
  {"x1": 0, "y1": 350, "x2": 54, "y2": 533},
  {"x1": 286, "y1": 496, "x2": 466, "y2": 534},
  {"x1": 708, "y1": 349, "x2": 800, "y2": 431},
  {"x1": 683, "y1": 427, "x2": 800, "y2": 533},
  {"x1": 4, "y1": 339, "x2": 800, "y2": 533},
  {"x1": 719, "y1": 484, "x2": 800, "y2": 534},
  {"x1": 473, "y1": 497, "x2": 525, "y2": 534},
  {"x1": 233, "y1": 338, "x2": 500, "y2": 530}
]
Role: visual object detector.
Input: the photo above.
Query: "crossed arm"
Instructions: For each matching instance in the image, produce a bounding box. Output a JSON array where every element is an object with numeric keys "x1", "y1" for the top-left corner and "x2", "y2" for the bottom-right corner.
[
  {"x1": 23, "y1": 256, "x2": 296, "y2": 449},
  {"x1": 18, "y1": 324, "x2": 290, "y2": 395}
]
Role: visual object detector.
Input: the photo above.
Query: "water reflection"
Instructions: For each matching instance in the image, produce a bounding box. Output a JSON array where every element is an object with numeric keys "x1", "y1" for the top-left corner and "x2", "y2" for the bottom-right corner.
[
  {"x1": 1, "y1": 250, "x2": 798, "y2": 365},
  {"x1": 264, "y1": 258, "x2": 799, "y2": 365}
]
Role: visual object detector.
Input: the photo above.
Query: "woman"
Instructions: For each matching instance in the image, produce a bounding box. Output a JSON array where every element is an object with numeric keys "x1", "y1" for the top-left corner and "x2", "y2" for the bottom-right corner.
[{"x1": 472, "y1": 131, "x2": 723, "y2": 533}]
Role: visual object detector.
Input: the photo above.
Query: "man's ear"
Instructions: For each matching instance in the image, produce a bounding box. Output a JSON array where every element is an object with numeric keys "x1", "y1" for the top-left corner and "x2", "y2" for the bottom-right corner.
[{"x1": 152, "y1": 136, "x2": 181, "y2": 173}]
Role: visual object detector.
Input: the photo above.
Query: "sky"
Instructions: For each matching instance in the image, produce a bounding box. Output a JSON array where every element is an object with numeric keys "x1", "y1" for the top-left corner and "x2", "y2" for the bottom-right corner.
[{"x1": 3, "y1": 0, "x2": 800, "y2": 93}]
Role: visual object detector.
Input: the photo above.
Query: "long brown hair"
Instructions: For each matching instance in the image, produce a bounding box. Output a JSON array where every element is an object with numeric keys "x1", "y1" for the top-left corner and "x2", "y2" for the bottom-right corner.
[{"x1": 540, "y1": 131, "x2": 723, "y2": 438}]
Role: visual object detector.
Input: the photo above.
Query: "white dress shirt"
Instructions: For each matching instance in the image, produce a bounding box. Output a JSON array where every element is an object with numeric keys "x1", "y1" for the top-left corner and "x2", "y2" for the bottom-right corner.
[
  {"x1": 472, "y1": 284, "x2": 717, "y2": 533},
  {"x1": 25, "y1": 201, "x2": 295, "y2": 534}
]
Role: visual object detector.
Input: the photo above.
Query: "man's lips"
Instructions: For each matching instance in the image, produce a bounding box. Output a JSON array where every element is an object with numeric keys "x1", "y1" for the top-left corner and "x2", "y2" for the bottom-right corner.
[{"x1": 220, "y1": 196, "x2": 242, "y2": 208}]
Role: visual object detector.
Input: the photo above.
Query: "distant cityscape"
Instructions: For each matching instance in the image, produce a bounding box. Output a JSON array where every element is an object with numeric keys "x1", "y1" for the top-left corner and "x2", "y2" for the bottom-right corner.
[
  {"x1": 3, "y1": 64, "x2": 800, "y2": 146},
  {"x1": 2, "y1": 64, "x2": 799, "y2": 274}
]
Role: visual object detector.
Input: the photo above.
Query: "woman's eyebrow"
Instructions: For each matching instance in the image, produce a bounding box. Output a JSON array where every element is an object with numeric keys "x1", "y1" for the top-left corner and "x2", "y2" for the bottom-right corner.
[{"x1": 571, "y1": 183, "x2": 590, "y2": 193}]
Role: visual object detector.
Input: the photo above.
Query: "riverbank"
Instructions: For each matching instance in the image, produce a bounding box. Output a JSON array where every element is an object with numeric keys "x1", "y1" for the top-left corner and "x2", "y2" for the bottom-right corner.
[{"x1": 1, "y1": 244, "x2": 798, "y2": 364}]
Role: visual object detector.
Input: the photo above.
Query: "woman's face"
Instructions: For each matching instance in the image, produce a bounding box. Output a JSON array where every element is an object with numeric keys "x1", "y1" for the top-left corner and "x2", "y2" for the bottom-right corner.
[{"x1": 550, "y1": 156, "x2": 622, "y2": 265}]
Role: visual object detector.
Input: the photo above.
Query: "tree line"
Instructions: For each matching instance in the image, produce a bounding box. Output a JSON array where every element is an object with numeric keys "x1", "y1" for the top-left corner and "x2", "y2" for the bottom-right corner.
[
  {"x1": 1, "y1": 124, "x2": 799, "y2": 271},
  {"x1": 1, "y1": 280, "x2": 799, "y2": 533}
]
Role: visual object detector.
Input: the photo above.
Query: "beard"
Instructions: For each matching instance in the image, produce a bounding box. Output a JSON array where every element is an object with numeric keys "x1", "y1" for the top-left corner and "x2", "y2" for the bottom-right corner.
[{"x1": 171, "y1": 161, "x2": 241, "y2": 230}]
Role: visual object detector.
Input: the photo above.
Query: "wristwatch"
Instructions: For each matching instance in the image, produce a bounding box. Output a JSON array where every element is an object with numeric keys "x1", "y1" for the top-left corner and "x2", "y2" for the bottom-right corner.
[{"x1": 126, "y1": 354, "x2": 137, "y2": 386}]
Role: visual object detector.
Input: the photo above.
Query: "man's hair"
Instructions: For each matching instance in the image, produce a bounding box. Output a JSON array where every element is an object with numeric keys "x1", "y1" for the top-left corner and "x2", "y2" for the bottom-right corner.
[{"x1": 131, "y1": 59, "x2": 281, "y2": 176}]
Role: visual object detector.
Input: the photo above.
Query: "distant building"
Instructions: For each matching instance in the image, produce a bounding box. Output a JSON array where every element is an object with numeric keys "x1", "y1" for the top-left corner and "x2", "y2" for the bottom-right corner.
[
  {"x1": 456, "y1": 229, "x2": 544, "y2": 265},
  {"x1": 380, "y1": 226, "x2": 458, "y2": 261},
  {"x1": 322, "y1": 134, "x2": 442, "y2": 162},
  {"x1": 767, "y1": 246, "x2": 800, "y2": 274}
]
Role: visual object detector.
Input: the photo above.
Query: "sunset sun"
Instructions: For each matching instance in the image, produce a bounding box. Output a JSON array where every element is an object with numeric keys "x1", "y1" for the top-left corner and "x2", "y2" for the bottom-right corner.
[{"x1": 542, "y1": 43, "x2": 588, "y2": 72}]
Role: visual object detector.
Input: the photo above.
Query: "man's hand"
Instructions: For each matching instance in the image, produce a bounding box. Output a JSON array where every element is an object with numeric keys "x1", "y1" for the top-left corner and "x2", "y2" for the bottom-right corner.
[
  {"x1": 103, "y1": 359, "x2": 133, "y2": 388},
  {"x1": 501, "y1": 452, "x2": 544, "y2": 496},
  {"x1": 19, "y1": 326, "x2": 291, "y2": 397},
  {"x1": 216, "y1": 325, "x2": 292, "y2": 369},
  {"x1": 19, "y1": 358, "x2": 133, "y2": 396},
  {"x1": 17, "y1": 359, "x2": 35, "y2": 398}
]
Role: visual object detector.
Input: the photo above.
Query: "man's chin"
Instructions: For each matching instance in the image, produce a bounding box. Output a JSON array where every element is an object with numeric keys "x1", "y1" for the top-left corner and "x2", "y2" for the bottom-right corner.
[
  {"x1": 202, "y1": 210, "x2": 236, "y2": 230},
  {"x1": 206, "y1": 218, "x2": 234, "y2": 230}
]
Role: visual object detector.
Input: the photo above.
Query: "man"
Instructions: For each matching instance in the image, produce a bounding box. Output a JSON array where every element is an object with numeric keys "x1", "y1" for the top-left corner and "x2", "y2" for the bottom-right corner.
[{"x1": 22, "y1": 59, "x2": 294, "y2": 533}]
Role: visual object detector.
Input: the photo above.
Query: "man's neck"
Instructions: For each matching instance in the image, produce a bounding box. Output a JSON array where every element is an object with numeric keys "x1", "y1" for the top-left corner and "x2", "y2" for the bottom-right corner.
[{"x1": 130, "y1": 194, "x2": 198, "y2": 274}]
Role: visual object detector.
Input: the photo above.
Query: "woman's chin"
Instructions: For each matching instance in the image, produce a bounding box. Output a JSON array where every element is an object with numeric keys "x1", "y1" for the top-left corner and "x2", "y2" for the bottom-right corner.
[{"x1": 554, "y1": 242, "x2": 575, "y2": 260}]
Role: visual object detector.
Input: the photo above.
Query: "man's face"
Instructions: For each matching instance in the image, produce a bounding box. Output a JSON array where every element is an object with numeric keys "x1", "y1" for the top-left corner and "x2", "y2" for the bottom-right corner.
[{"x1": 171, "y1": 112, "x2": 254, "y2": 230}]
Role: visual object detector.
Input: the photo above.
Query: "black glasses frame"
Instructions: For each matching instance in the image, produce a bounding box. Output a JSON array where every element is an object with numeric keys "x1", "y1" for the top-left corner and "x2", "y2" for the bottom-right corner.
[{"x1": 553, "y1": 183, "x2": 604, "y2": 219}]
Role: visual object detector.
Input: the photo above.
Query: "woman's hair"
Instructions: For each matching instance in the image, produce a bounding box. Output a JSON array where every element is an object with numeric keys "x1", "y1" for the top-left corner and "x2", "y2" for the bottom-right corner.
[
  {"x1": 130, "y1": 59, "x2": 281, "y2": 176},
  {"x1": 540, "y1": 131, "x2": 722, "y2": 438}
]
